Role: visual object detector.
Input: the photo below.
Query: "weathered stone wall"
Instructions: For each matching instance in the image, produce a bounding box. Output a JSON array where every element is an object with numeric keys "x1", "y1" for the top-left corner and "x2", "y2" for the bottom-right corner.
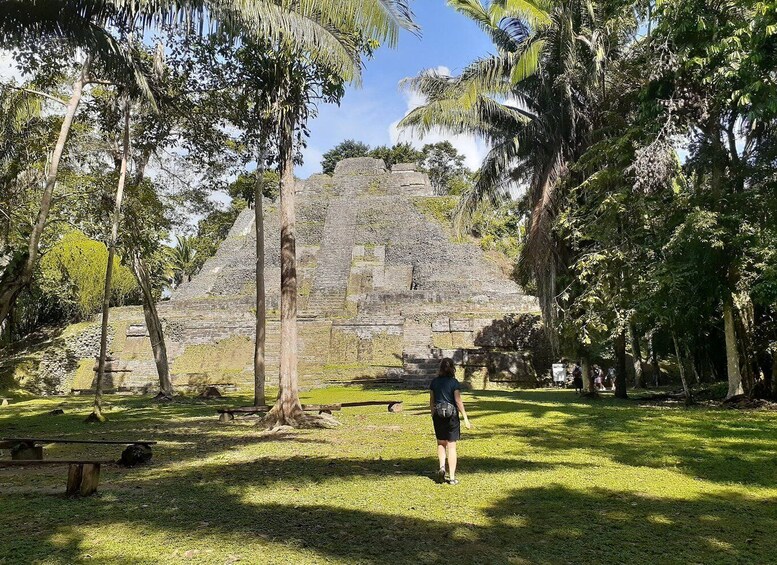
[{"x1": 49, "y1": 157, "x2": 544, "y2": 394}]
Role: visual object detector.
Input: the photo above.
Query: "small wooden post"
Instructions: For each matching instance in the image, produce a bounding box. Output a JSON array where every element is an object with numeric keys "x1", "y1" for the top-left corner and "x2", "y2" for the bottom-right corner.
[
  {"x1": 79, "y1": 463, "x2": 101, "y2": 496},
  {"x1": 66, "y1": 464, "x2": 84, "y2": 496}
]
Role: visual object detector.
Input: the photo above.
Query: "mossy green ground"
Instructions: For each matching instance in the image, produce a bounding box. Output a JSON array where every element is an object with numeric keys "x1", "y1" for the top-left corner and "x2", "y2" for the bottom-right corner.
[{"x1": 1, "y1": 388, "x2": 776, "y2": 564}]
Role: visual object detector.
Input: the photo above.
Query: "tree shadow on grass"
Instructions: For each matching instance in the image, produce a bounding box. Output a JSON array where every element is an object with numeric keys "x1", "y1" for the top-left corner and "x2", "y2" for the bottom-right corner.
[
  {"x1": 6, "y1": 466, "x2": 777, "y2": 564},
  {"x1": 466, "y1": 392, "x2": 777, "y2": 488}
]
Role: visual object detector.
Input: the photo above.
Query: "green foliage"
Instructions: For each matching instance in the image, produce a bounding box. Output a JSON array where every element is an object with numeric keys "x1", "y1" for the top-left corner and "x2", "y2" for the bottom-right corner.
[
  {"x1": 169, "y1": 235, "x2": 198, "y2": 288},
  {"x1": 413, "y1": 196, "x2": 458, "y2": 228},
  {"x1": 420, "y1": 141, "x2": 470, "y2": 195},
  {"x1": 470, "y1": 200, "x2": 523, "y2": 262},
  {"x1": 321, "y1": 139, "x2": 371, "y2": 174},
  {"x1": 368, "y1": 142, "x2": 424, "y2": 168},
  {"x1": 39, "y1": 231, "x2": 138, "y2": 320},
  {"x1": 227, "y1": 171, "x2": 280, "y2": 205}
]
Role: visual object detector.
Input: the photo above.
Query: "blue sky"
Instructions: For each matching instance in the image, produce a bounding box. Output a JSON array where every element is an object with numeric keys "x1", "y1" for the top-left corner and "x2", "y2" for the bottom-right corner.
[{"x1": 297, "y1": 1, "x2": 494, "y2": 178}]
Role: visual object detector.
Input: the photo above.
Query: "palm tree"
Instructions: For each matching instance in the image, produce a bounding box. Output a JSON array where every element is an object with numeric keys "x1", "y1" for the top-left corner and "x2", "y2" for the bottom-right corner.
[
  {"x1": 400, "y1": 0, "x2": 636, "y2": 357},
  {"x1": 170, "y1": 235, "x2": 197, "y2": 287}
]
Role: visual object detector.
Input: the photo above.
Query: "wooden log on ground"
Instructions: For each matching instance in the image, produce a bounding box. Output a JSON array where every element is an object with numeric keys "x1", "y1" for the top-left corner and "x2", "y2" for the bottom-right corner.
[
  {"x1": 340, "y1": 400, "x2": 404, "y2": 412},
  {"x1": 388, "y1": 401, "x2": 403, "y2": 413},
  {"x1": 301, "y1": 404, "x2": 342, "y2": 412},
  {"x1": 119, "y1": 444, "x2": 152, "y2": 467},
  {"x1": 216, "y1": 406, "x2": 269, "y2": 422}
]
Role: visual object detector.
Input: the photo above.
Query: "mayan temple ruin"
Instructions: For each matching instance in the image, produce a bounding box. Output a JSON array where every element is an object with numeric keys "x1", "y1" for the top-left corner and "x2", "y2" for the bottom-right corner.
[{"x1": 60, "y1": 157, "x2": 546, "y2": 393}]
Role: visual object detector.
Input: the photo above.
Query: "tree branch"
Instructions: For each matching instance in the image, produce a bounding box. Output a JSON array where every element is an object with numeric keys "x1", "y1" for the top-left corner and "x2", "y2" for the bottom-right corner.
[{"x1": 6, "y1": 85, "x2": 67, "y2": 106}]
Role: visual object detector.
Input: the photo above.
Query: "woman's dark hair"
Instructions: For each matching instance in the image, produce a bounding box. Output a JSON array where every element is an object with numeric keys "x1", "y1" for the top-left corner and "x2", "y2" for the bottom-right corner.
[{"x1": 438, "y1": 358, "x2": 456, "y2": 378}]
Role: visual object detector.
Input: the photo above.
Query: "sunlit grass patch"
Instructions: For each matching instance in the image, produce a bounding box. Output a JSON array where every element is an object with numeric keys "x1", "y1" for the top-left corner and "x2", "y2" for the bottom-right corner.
[{"x1": 1, "y1": 387, "x2": 776, "y2": 564}]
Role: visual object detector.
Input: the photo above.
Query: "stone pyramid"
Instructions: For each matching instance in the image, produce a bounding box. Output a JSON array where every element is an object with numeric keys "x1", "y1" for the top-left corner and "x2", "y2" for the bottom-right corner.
[{"x1": 102, "y1": 158, "x2": 542, "y2": 392}]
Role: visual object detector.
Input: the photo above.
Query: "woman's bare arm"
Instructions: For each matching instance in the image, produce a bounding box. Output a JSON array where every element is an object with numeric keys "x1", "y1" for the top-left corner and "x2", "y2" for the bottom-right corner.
[{"x1": 454, "y1": 390, "x2": 472, "y2": 429}]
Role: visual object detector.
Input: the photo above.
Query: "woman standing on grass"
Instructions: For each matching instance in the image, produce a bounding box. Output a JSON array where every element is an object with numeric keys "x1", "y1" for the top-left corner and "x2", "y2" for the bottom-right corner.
[{"x1": 430, "y1": 358, "x2": 471, "y2": 485}]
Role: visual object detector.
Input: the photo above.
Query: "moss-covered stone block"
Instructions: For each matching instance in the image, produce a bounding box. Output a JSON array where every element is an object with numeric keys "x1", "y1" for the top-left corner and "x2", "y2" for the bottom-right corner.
[
  {"x1": 171, "y1": 336, "x2": 254, "y2": 386},
  {"x1": 329, "y1": 329, "x2": 359, "y2": 364},
  {"x1": 371, "y1": 333, "x2": 404, "y2": 366},
  {"x1": 71, "y1": 358, "x2": 95, "y2": 390},
  {"x1": 432, "y1": 332, "x2": 453, "y2": 349}
]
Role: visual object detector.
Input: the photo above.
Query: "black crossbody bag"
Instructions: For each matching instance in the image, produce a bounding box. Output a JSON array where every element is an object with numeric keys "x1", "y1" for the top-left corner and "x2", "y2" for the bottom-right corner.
[{"x1": 434, "y1": 401, "x2": 457, "y2": 418}]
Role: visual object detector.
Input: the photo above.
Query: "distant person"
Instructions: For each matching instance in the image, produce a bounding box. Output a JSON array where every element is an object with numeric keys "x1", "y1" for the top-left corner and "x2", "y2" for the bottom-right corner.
[
  {"x1": 607, "y1": 367, "x2": 616, "y2": 390},
  {"x1": 593, "y1": 365, "x2": 604, "y2": 390},
  {"x1": 429, "y1": 358, "x2": 471, "y2": 485},
  {"x1": 572, "y1": 364, "x2": 584, "y2": 394}
]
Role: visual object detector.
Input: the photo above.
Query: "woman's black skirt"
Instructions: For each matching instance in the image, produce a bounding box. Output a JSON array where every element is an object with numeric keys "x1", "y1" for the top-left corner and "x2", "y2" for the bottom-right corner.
[{"x1": 432, "y1": 412, "x2": 461, "y2": 441}]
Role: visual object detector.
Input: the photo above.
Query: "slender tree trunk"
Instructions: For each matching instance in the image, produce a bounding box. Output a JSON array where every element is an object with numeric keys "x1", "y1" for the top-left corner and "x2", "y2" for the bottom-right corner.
[
  {"x1": 629, "y1": 320, "x2": 645, "y2": 388},
  {"x1": 672, "y1": 332, "x2": 692, "y2": 405},
  {"x1": 734, "y1": 293, "x2": 757, "y2": 396},
  {"x1": 581, "y1": 356, "x2": 595, "y2": 395},
  {"x1": 132, "y1": 254, "x2": 173, "y2": 399},
  {"x1": 723, "y1": 295, "x2": 744, "y2": 399},
  {"x1": 684, "y1": 343, "x2": 701, "y2": 385},
  {"x1": 772, "y1": 349, "x2": 777, "y2": 399},
  {"x1": 649, "y1": 330, "x2": 660, "y2": 387},
  {"x1": 254, "y1": 147, "x2": 267, "y2": 407},
  {"x1": 89, "y1": 102, "x2": 130, "y2": 423},
  {"x1": 0, "y1": 61, "x2": 89, "y2": 325},
  {"x1": 267, "y1": 117, "x2": 303, "y2": 425},
  {"x1": 614, "y1": 330, "x2": 628, "y2": 399}
]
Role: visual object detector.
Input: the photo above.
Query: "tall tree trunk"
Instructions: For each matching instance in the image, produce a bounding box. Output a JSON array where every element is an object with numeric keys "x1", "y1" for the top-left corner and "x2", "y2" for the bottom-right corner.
[
  {"x1": 581, "y1": 356, "x2": 595, "y2": 395},
  {"x1": 629, "y1": 320, "x2": 645, "y2": 388},
  {"x1": 649, "y1": 330, "x2": 660, "y2": 387},
  {"x1": 734, "y1": 293, "x2": 757, "y2": 396},
  {"x1": 672, "y1": 332, "x2": 693, "y2": 405},
  {"x1": 614, "y1": 330, "x2": 628, "y2": 399},
  {"x1": 0, "y1": 60, "x2": 89, "y2": 325},
  {"x1": 684, "y1": 343, "x2": 701, "y2": 385},
  {"x1": 254, "y1": 148, "x2": 267, "y2": 407},
  {"x1": 723, "y1": 295, "x2": 744, "y2": 399},
  {"x1": 89, "y1": 102, "x2": 130, "y2": 423},
  {"x1": 267, "y1": 117, "x2": 303, "y2": 425},
  {"x1": 132, "y1": 254, "x2": 173, "y2": 399},
  {"x1": 772, "y1": 349, "x2": 777, "y2": 399}
]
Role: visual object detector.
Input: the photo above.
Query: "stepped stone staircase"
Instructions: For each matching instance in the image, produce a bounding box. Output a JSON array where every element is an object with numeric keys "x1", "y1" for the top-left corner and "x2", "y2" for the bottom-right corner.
[
  {"x1": 308, "y1": 185, "x2": 359, "y2": 315},
  {"x1": 96, "y1": 158, "x2": 543, "y2": 393}
]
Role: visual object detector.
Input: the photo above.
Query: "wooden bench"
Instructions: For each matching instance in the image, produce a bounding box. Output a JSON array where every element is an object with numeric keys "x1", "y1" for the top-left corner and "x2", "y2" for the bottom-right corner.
[
  {"x1": 0, "y1": 438, "x2": 157, "y2": 463},
  {"x1": 0, "y1": 459, "x2": 113, "y2": 496},
  {"x1": 217, "y1": 404, "x2": 343, "y2": 422},
  {"x1": 341, "y1": 401, "x2": 404, "y2": 412},
  {"x1": 217, "y1": 401, "x2": 402, "y2": 421}
]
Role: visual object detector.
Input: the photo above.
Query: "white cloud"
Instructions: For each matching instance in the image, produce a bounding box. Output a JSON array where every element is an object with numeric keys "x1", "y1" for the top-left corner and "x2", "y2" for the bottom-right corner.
[{"x1": 389, "y1": 66, "x2": 489, "y2": 171}]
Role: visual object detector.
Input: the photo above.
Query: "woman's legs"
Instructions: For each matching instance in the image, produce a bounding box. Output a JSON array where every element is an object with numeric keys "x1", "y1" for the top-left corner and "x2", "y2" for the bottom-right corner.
[
  {"x1": 447, "y1": 441, "x2": 458, "y2": 480},
  {"x1": 437, "y1": 440, "x2": 447, "y2": 471}
]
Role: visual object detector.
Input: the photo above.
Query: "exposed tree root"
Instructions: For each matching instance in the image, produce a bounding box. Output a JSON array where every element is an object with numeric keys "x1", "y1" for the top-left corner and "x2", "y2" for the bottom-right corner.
[
  {"x1": 259, "y1": 405, "x2": 340, "y2": 430},
  {"x1": 84, "y1": 411, "x2": 106, "y2": 424},
  {"x1": 152, "y1": 392, "x2": 174, "y2": 403}
]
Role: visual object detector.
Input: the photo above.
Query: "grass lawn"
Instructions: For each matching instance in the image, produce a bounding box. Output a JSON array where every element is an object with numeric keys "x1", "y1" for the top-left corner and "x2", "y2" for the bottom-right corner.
[{"x1": 1, "y1": 387, "x2": 776, "y2": 564}]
